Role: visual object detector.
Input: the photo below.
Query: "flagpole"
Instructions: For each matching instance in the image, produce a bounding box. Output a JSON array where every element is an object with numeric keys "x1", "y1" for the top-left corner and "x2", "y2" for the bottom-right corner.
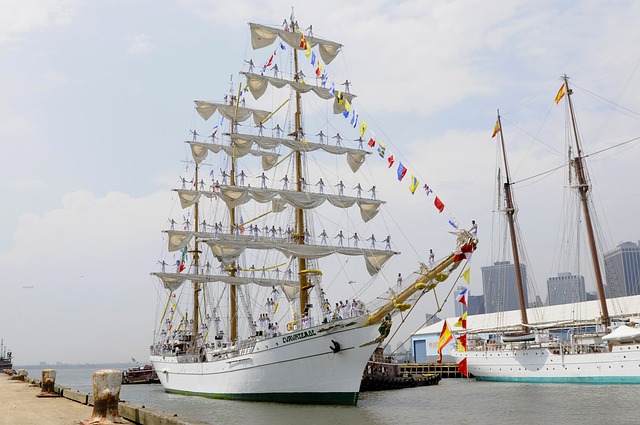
[{"x1": 496, "y1": 110, "x2": 529, "y2": 327}]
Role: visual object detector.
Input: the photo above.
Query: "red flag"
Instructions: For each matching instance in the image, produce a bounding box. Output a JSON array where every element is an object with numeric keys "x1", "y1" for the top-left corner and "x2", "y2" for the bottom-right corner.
[
  {"x1": 454, "y1": 312, "x2": 467, "y2": 328},
  {"x1": 456, "y1": 288, "x2": 468, "y2": 306},
  {"x1": 454, "y1": 243, "x2": 474, "y2": 262},
  {"x1": 457, "y1": 357, "x2": 468, "y2": 377},
  {"x1": 264, "y1": 53, "x2": 274, "y2": 69},
  {"x1": 368, "y1": 137, "x2": 375, "y2": 147},
  {"x1": 434, "y1": 196, "x2": 445, "y2": 213},
  {"x1": 387, "y1": 155, "x2": 395, "y2": 168},
  {"x1": 178, "y1": 246, "x2": 188, "y2": 272},
  {"x1": 458, "y1": 333, "x2": 467, "y2": 350},
  {"x1": 461, "y1": 243, "x2": 473, "y2": 253}
]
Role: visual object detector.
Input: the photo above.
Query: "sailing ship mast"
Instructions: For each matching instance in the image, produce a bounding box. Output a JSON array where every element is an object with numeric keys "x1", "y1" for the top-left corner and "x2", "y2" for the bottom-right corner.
[
  {"x1": 192, "y1": 150, "x2": 201, "y2": 351},
  {"x1": 228, "y1": 85, "x2": 242, "y2": 343},
  {"x1": 291, "y1": 17, "x2": 310, "y2": 319},
  {"x1": 496, "y1": 111, "x2": 529, "y2": 327},
  {"x1": 563, "y1": 75, "x2": 610, "y2": 326}
]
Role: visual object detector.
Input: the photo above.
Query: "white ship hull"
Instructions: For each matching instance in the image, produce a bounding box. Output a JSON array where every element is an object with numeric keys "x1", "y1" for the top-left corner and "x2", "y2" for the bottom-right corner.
[
  {"x1": 151, "y1": 318, "x2": 381, "y2": 405},
  {"x1": 453, "y1": 343, "x2": 640, "y2": 383}
]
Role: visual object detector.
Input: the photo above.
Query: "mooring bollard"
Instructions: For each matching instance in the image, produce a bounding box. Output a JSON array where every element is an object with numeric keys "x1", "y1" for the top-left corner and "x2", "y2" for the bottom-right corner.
[
  {"x1": 17, "y1": 369, "x2": 28, "y2": 381},
  {"x1": 37, "y1": 369, "x2": 59, "y2": 397},
  {"x1": 81, "y1": 369, "x2": 125, "y2": 425}
]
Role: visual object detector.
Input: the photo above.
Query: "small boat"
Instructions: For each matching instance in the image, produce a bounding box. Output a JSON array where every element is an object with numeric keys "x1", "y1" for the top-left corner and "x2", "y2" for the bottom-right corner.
[
  {"x1": 122, "y1": 365, "x2": 160, "y2": 384},
  {"x1": 501, "y1": 332, "x2": 536, "y2": 343},
  {"x1": 360, "y1": 347, "x2": 441, "y2": 391},
  {"x1": 0, "y1": 340, "x2": 13, "y2": 372}
]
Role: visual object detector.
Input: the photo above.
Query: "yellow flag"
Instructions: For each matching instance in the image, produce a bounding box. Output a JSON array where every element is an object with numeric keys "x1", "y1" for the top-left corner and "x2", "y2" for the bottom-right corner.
[
  {"x1": 409, "y1": 175, "x2": 419, "y2": 194},
  {"x1": 457, "y1": 340, "x2": 466, "y2": 352},
  {"x1": 554, "y1": 83, "x2": 566, "y2": 104},
  {"x1": 359, "y1": 120, "x2": 367, "y2": 137},
  {"x1": 457, "y1": 333, "x2": 467, "y2": 351},
  {"x1": 462, "y1": 268, "x2": 470, "y2": 284},
  {"x1": 437, "y1": 321, "x2": 453, "y2": 363},
  {"x1": 344, "y1": 100, "x2": 351, "y2": 112},
  {"x1": 454, "y1": 311, "x2": 467, "y2": 328},
  {"x1": 491, "y1": 120, "x2": 500, "y2": 138}
]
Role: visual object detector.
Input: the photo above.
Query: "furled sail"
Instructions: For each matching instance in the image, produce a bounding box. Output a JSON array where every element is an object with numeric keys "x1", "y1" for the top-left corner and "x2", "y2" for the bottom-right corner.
[
  {"x1": 167, "y1": 230, "x2": 195, "y2": 252},
  {"x1": 229, "y1": 133, "x2": 368, "y2": 173},
  {"x1": 166, "y1": 230, "x2": 223, "y2": 252},
  {"x1": 173, "y1": 190, "x2": 228, "y2": 210},
  {"x1": 188, "y1": 141, "x2": 279, "y2": 170},
  {"x1": 152, "y1": 272, "x2": 299, "y2": 292},
  {"x1": 204, "y1": 237, "x2": 398, "y2": 276},
  {"x1": 194, "y1": 101, "x2": 271, "y2": 125},
  {"x1": 175, "y1": 186, "x2": 383, "y2": 222},
  {"x1": 249, "y1": 23, "x2": 342, "y2": 64},
  {"x1": 242, "y1": 72, "x2": 355, "y2": 115}
]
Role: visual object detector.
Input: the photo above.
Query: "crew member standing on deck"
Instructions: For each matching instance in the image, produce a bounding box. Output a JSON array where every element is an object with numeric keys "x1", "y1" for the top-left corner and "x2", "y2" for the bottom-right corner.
[{"x1": 470, "y1": 220, "x2": 478, "y2": 237}]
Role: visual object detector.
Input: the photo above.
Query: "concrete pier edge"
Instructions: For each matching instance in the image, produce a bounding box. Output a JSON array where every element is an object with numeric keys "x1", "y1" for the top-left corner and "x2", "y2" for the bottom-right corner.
[{"x1": 6, "y1": 371, "x2": 210, "y2": 425}]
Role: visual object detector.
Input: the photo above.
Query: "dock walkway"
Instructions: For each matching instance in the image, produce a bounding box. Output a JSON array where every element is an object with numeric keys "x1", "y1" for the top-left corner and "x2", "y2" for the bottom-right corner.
[
  {"x1": 0, "y1": 374, "x2": 97, "y2": 425},
  {"x1": 1, "y1": 373, "x2": 209, "y2": 425}
]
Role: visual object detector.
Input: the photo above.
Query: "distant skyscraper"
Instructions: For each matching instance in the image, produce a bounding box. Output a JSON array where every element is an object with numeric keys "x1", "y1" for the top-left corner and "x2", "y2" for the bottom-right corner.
[
  {"x1": 481, "y1": 261, "x2": 528, "y2": 314},
  {"x1": 467, "y1": 295, "x2": 485, "y2": 315},
  {"x1": 604, "y1": 241, "x2": 640, "y2": 298},
  {"x1": 547, "y1": 272, "x2": 586, "y2": 306}
]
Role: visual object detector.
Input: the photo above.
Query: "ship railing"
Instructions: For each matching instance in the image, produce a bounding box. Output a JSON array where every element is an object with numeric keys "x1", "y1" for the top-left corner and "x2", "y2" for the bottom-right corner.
[
  {"x1": 176, "y1": 354, "x2": 200, "y2": 363},
  {"x1": 280, "y1": 308, "x2": 366, "y2": 335},
  {"x1": 236, "y1": 339, "x2": 257, "y2": 355}
]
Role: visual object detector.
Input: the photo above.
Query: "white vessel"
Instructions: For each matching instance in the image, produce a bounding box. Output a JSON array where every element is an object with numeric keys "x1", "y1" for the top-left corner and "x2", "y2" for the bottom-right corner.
[
  {"x1": 453, "y1": 76, "x2": 640, "y2": 384},
  {"x1": 150, "y1": 15, "x2": 475, "y2": 404}
]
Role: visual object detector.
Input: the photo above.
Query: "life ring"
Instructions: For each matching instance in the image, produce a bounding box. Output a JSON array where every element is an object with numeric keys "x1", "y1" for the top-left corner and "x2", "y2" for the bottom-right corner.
[
  {"x1": 299, "y1": 269, "x2": 322, "y2": 275},
  {"x1": 394, "y1": 303, "x2": 411, "y2": 311},
  {"x1": 435, "y1": 273, "x2": 448, "y2": 282}
]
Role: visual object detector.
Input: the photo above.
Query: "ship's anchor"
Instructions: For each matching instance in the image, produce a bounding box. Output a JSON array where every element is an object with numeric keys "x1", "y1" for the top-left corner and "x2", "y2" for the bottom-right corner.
[{"x1": 330, "y1": 340, "x2": 341, "y2": 353}]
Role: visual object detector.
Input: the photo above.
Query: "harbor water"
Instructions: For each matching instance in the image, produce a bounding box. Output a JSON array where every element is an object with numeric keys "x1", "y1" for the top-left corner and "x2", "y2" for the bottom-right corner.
[{"x1": 24, "y1": 365, "x2": 640, "y2": 425}]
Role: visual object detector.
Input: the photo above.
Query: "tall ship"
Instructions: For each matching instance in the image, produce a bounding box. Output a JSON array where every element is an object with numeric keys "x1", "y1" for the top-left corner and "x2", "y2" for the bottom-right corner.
[
  {"x1": 0, "y1": 340, "x2": 12, "y2": 371},
  {"x1": 452, "y1": 75, "x2": 640, "y2": 383},
  {"x1": 149, "y1": 15, "x2": 476, "y2": 405}
]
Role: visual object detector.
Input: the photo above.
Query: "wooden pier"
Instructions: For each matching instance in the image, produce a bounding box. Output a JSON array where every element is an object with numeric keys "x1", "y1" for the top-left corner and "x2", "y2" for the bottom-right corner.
[{"x1": 398, "y1": 362, "x2": 464, "y2": 378}]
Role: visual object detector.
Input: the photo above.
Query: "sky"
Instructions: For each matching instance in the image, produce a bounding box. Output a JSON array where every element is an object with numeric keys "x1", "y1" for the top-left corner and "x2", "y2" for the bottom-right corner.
[{"x1": 1, "y1": 0, "x2": 640, "y2": 365}]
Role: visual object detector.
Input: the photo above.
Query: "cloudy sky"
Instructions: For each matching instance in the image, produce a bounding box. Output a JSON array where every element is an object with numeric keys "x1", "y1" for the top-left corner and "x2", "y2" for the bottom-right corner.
[{"x1": 1, "y1": 0, "x2": 639, "y2": 365}]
